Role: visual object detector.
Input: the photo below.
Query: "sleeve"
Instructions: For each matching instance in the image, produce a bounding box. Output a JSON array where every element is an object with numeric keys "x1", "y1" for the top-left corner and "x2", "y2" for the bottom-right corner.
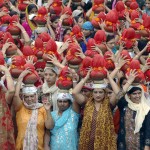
[
  {"x1": 144, "y1": 111, "x2": 150, "y2": 146},
  {"x1": 117, "y1": 96, "x2": 128, "y2": 111},
  {"x1": 55, "y1": 22, "x2": 62, "y2": 41}
]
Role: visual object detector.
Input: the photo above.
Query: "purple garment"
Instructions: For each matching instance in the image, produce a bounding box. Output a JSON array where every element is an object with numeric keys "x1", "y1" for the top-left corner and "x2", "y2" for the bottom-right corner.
[
  {"x1": 22, "y1": 21, "x2": 32, "y2": 37},
  {"x1": 0, "y1": 25, "x2": 7, "y2": 32}
]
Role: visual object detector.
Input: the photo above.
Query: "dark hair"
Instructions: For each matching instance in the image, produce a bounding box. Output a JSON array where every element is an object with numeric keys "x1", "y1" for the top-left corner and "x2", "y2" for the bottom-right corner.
[
  {"x1": 106, "y1": 84, "x2": 113, "y2": 90},
  {"x1": 127, "y1": 87, "x2": 142, "y2": 94},
  {"x1": 63, "y1": 28, "x2": 71, "y2": 37},
  {"x1": 27, "y1": 4, "x2": 37, "y2": 14},
  {"x1": 50, "y1": 16, "x2": 60, "y2": 23},
  {"x1": 9, "y1": 11, "x2": 18, "y2": 16},
  {"x1": 119, "y1": 77, "x2": 127, "y2": 88}
]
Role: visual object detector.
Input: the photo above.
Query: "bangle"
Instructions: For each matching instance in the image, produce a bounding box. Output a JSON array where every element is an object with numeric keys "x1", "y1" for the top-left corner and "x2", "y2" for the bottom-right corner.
[{"x1": 73, "y1": 80, "x2": 77, "y2": 83}]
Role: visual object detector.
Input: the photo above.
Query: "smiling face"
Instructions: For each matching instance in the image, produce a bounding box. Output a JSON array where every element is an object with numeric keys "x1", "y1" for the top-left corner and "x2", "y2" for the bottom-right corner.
[
  {"x1": 24, "y1": 94, "x2": 37, "y2": 105},
  {"x1": 93, "y1": 88, "x2": 105, "y2": 102},
  {"x1": 128, "y1": 90, "x2": 142, "y2": 104}
]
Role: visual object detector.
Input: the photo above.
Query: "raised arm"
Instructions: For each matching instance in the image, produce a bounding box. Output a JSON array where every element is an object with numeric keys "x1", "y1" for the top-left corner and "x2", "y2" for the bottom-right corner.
[
  {"x1": 12, "y1": 69, "x2": 31, "y2": 111},
  {"x1": 72, "y1": 69, "x2": 91, "y2": 105},
  {"x1": 43, "y1": 101, "x2": 54, "y2": 130},
  {"x1": 0, "y1": 65, "x2": 15, "y2": 104},
  {"x1": 122, "y1": 69, "x2": 138, "y2": 93}
]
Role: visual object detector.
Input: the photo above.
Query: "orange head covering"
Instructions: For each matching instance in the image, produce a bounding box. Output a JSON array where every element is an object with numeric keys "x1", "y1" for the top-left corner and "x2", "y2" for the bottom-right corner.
[{"x1": 50, "y1": 0, "x2": 62, "y2": 16}]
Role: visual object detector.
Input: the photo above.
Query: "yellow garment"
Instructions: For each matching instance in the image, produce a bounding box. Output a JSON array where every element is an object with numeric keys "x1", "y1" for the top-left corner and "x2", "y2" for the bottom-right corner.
[
  {"x1": 89, "y1": 11, "x2": 95, "y2": 21},
  {"x1": 25, "y1": 5, "x2": 37, "y2": 31},
  {"x1": 16, "y1": 103, "x2": 47, "y2": 150},
  {"x1": 79, "y1": 97, "x2": 117, "y2": 150}
]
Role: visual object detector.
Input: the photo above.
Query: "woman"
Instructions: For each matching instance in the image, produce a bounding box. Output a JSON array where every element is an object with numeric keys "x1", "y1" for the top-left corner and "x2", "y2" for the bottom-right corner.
[
  {"x1": 0, "y1": 65, "x2": 15, "y2": 150},
  {"x1": 49, "y1": 92, "x2": 80, "y2": 150},
  {"x1": 13, "y1": 69, "x2": 54, "y2": 150},
  {"x1": 72, "y1": 71, "x2": 117, "y2": 150},
  {"x1": 41, "y1": 67, "x2": 59, "y2": 110},
  {"x1": 22, "y1": 4, "x2": 38, "y2": 37}
]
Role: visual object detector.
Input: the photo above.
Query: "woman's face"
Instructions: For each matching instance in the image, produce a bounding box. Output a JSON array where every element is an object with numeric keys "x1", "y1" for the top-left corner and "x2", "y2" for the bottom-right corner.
[
  {"x1": 44, "y1": 69, "x2": 57, "y2": 86},
  {"x1": 106, "y1": 88, "x2": 114, "y2": 99},
  {"x1": 29, "y1": 7, "x2": 38, "y2": 15},
  {"x1": 77, "y1": 6, "x2": 84, "y2": 13},
  {"x1": 52, "y1": 18, "x2": 59, "y2": 29},
  {"x1": 24, "y1": 94, "x2": 37, "y2": 105},
  {"x1": 128, "y1": 90, "x2": 142, "y2": 104},
  {"x1": 57, "y1": 99, "x2": 70, "y2": 112},
  {"x1": 36, "y1": 68, "x2": 44, "y2": 79},
  {"x1": 93, "y1": 88, "x2": 105, "y2": 102},
  {"x1": 77, "y1": 16, "x2": 84, "y2": 27},
  {"x1": 82, "y1": 29, "x2": 91, "y2": 37}
]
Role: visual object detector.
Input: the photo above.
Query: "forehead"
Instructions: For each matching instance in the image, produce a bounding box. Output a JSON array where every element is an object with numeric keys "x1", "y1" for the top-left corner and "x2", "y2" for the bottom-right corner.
[
  {"x1": 131, "y1": 90, "x2": 142, "y2": 94},
  {"x1": 24, "y1": 94, "x2": 35, "y2": 97},
  {"x1": 93, "y1": 88, "x2": 105, "y2": 92}
]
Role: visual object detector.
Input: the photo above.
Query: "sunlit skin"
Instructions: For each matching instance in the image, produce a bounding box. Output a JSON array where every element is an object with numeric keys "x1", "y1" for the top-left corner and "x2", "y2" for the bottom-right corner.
[
  {"x1": 128, "y1": 90, "x2": 142, "y2": 104},
  {"x1": 93, "y1": 88, "x2": 105, "y2": 102},
  {"x1": 36, "y1": 68, "x2": 44, "y2": 79},
  {"x1": 57, "y1": 99, "x2": 70, "y2": 114},
  {"x1": 24, "y1": 94, "x2": 37, "y2": 105},
  {"x1": 44, "y1": 69, "x2": 57, "y2": 87}
]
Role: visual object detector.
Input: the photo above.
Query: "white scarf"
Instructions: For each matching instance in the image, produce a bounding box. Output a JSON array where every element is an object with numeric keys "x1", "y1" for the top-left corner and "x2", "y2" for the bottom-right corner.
[
  {"x1": 125, "y1": 85, "x2": 150, "y2": 134},
  {"x1": 23, "y1": 97, "x2": 43, "y2": 150},
  {"x1": 42, "y1": 82, "x2": 58, "y2": 110}
]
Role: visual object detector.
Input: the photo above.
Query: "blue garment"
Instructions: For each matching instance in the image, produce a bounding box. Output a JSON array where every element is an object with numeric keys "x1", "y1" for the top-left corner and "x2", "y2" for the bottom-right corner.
[
  {"x1": 50, "y1": 107, "x2": 80, "y2": 150},
  {"x1": 80, "y1": 37, "x2": 91, "y2": 53},
  {"x1": 143, "y1": 8, "x2": 150, "y2": 16}
]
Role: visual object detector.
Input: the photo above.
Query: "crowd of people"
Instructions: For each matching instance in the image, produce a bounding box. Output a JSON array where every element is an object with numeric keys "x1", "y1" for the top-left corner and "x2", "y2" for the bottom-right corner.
[{"x1": 0, "y1": 0, "x2": 150, "y2": 150}]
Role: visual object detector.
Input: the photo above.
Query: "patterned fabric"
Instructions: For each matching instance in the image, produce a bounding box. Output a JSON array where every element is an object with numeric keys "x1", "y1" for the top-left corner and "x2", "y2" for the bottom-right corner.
[
  {"x1": 0, "y1": 90, "x2": 15, "y2": 150},
  {"x1": 55, "y1": 22, "x2": 64, "y2": 42},
  {"x1": 23, "y1": 109, "x2": 38, "y2": 150},
  {"x1": 50, "y1": 107, "x2": 80, "y2": 150},
  {"x1": 117, "y1": 97, "x2": 150, "y2": 150},
  {"x1": 125, "y1": 107, "x2": 140, "y2": 150},
  {"x1": 79, "y1": 97, "x2": 117, "y2": 150}
]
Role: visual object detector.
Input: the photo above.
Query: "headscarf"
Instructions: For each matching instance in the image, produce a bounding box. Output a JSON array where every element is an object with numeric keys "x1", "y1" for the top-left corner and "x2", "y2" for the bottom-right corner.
[
  {"x1": 125, "y1": 85, "x2": 150, "y2": 134},
  {"x1": 82, "y1": 21, "x2": 94, "y2": 31},
  {"x1": 57, "y1": 93, "x2": 73, "y2": 102},
  {"x1": 25, "y1": 4, "x2": 37, "y2": 31}
]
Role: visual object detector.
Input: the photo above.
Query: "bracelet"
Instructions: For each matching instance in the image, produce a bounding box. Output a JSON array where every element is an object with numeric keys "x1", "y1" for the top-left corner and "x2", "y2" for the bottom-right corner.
[{"x1": 73, "y1": 80, "x2": 77, "y2": 83}]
